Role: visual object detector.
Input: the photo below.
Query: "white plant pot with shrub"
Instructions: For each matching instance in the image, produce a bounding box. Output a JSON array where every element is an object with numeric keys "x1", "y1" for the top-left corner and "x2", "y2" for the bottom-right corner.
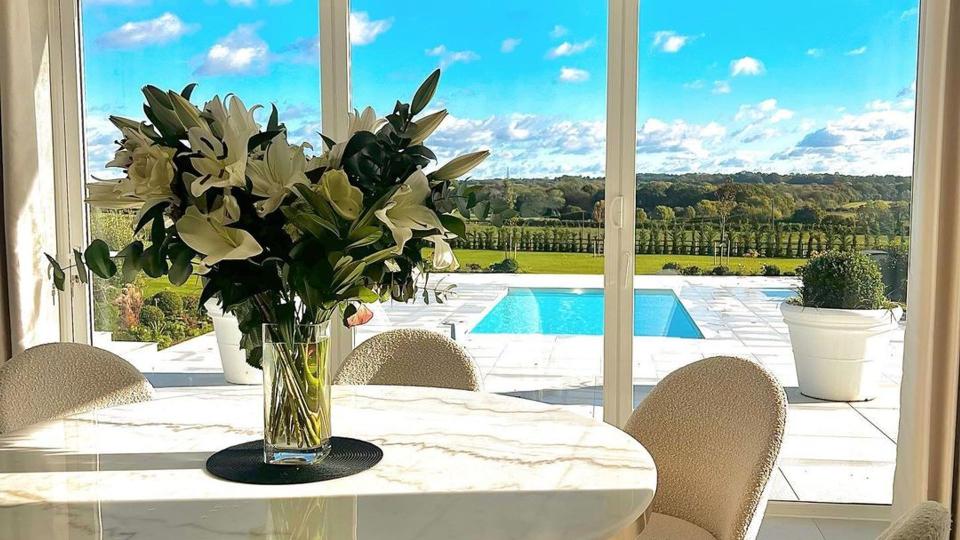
[
  {"x1": 204, "y1": 299, "x2": 261, "y2": 385},
  {"x1": 780, "y1": 250, "x2": 902, "y2": 401}
]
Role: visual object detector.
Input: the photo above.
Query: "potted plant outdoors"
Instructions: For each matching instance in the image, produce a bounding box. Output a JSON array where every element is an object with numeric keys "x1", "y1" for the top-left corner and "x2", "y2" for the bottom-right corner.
[
  {"x1": 781, "y1": 250, "x2": 902, "y2": 401},
  {"x1": 46, "y1": 69, "x2": 505, "y2": 465}
]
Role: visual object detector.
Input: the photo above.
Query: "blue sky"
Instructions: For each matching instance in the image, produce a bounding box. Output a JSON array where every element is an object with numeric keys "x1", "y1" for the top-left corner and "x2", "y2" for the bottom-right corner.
[{"x1": 81, "y1": 0, "x2": 920, "y2": 179}]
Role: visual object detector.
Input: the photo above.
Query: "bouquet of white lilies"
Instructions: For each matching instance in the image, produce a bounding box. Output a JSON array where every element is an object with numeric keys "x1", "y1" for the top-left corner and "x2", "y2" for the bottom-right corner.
[{"x1": 49, "y1": 70, "x2": 497, "y2": 367}]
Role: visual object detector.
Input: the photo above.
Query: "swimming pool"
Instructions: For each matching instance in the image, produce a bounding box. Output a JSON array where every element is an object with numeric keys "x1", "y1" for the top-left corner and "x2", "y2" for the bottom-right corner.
[
  {"x1": 471, "y1": 288, "x2": 703, "y2": 338},
  {"x1": 761, "y1": 289, "x2": 796, "y2": 301}
]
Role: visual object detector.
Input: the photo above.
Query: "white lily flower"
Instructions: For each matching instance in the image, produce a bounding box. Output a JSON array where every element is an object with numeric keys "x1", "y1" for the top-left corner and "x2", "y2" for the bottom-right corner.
[
  {"x1": 426, "y1": 234, "x2": 459, "y2": 270},
  {"x1": 86, "y1": 180, "x2": 142, "y2": 209},
  {"x1": 375, "y1": 169, "x2": 446, "y2": 252},
  {"x1": 88, "y1": 129, "x2": 176, "y2": 215},
  {"x1": 348, "y1": 106, "x2": 385, "y2": 135},
  {"x1": 247, "y1": 135, "x2": 309, "y2": 216},
  {"x1": 188, "y1": 95, "x2": 260, "y2": 197},
  {"x1": 176, "y1": 206, "x2": 262, "y2": 268}
]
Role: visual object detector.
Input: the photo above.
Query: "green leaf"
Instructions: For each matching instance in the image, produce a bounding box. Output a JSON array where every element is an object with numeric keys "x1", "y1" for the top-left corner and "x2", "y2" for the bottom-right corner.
[
  {"x1": 135, "y1": 201, "x2": 169, "y2": 233},
  {"x1": 292, "y1": 183, "x2": 338, "y2": 223},
  {"x1": 83, "y1": 239, "x2": 117, "y2": 279},
  {"x1": 411, "y1": 69, "x2": 441, "y2": 115},
  {"x1": 150, "y1": 214, "x2": 166, "y2": 245},
  {"x1": 282, "y1": 207, "x2": 340, "y2": 239},
  {"x1": 142, "y1": 85, "x2": 182, "y2": 137},
  {"x1": 141, "y1": 244, "x2": 167, "y2": 278},
  {"x1": 119, "y1": 241, "x2": 144, "y2": 283},
  {"x1": 345, "y1": 229, "x2": 382, "y2": 251},
  {"x1": 72, "y1": 249, "x2": 88, "y2": 284},
  {"x1": 45, "y1": 254, "x2": 66, "y2": 291},
  {"x1": 267, "y1": 104, "x2": 280, "y2": 132},
  {"x1": 180, "y1": 83, "x2": 197, "y2": 100},
  {"x1": 167, "y1": 244, "x2": 195, "y2": 286},
  {"x1": 248, "y1": 129, "x2": 282, "y2": 151},
  {"x1": 439, "y1": 214, "x2": 466, "y2": 238}
]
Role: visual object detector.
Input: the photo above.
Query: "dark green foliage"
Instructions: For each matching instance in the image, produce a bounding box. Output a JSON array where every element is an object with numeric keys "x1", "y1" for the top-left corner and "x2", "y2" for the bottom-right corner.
[
  {"x1": 139, "y1": 305, "x2": 165, "y2": 327},
  {"x1": 680, "y1": 265, "x2": 702, "y2": 275},
  {"x1": 761, "y1": 264, "x2": 781, "y2": 277},
  {"x1": 148, "y1": 291, "x2": 184, "y2": 316},
  {"x1": 798, "y1": 250, "x2": 887, "y2": 309},
  {"x1": 181, "y1": 294, "x2": 201, "y2": 313},
  {"x1": 662, "y1": 261, "x2": 682, "y2": 270},
  {"x1": 881, "y1": 244, "x2": 910, "y2": 303},
  {"x1": 710, "y1": 265, "x2": 732, "y2": 276},
  {"x1": 488, "y1": 258, "x2": 520, "y2": 273}
]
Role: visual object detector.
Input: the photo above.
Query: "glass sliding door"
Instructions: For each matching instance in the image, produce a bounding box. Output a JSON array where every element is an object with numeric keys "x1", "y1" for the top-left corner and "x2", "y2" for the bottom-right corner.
[
  {"x1": 78, "y1": 0, "x2": 321, "y2": 382},
  {"x1": 350, "y1": 0, "x2": 610, "y2": 418},
  {"x1": 633, "y1": 0, "x2": 918, "y2": 505}
]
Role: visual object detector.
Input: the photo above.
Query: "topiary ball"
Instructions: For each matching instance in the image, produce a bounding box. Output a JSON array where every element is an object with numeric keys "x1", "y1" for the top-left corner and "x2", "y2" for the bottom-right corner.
[
  {"x1": 799, "y1": 250, "x2": 886, "y2": 310},
  {"x1": 148, "y1": 291, "x2": 184, "y2": 316},
  {"x1": 139, "y1": 305, "x2": 166, "y2": 327}
]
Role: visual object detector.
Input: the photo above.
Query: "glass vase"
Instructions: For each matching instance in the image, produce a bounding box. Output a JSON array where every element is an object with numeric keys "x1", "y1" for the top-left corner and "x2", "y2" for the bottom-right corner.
[{"x1": 262, "y1": 322, "x2": 332, "y2": 465}]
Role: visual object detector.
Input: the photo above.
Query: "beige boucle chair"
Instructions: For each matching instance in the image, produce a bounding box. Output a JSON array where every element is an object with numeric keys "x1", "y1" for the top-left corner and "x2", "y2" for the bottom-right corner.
[
  {"x1": 0, "y1": 343, "x2": 153, "y2": 433},
  {"x1": 334, "y1": 329, "x2": 482, "y2": 391},
  {"x1": 877, "y1": 501, "x2": 951, "y2": 540},
  {"x1": 625, "y1": 356, "x2": 787, "y2": 540}
]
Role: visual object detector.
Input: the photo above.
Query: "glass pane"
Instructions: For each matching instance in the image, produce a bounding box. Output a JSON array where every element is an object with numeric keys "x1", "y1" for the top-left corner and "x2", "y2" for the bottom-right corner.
[
  {"x1": 79, "y1": 1, "x2": 321, "y2": 382},
  {"x1": 351, "y1": 0, "x2": 608, "y2": 418},
  {"x1": 634, "y1": 0, "x2": 918, "y2": 505}
]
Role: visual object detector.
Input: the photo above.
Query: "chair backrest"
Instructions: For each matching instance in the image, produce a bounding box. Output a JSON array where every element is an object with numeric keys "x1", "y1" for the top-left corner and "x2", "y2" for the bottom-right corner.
[
  {"x1": 334, "y1": 329, "x2": 481, "y2": 391},
  {"x1": 878, "y1": 501, "x2": 951, "y2": 540},
  {"x1": 0, "y1": 343, "x2": 153, "y2": 433},
  {"x1": 623, "y1": 356, "x2": 787, "y2": 540}
]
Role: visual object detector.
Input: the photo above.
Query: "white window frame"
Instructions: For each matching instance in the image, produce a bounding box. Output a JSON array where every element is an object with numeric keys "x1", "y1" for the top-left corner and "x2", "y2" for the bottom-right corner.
[{"x1": 49, "y1": 0, "x2": 941, "y2": 520}]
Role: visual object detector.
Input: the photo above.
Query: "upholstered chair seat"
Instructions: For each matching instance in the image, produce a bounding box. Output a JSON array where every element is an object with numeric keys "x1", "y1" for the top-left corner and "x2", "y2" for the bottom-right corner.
[
  {"x1": 625, "y1": 356, "x2": 787, "y2": 540},
  {"x1": 334, "y1": 329, "x2": 481, "y2": 391},
  {"x1": 0, "y1": 343, "x2": 153, "y2": 433}
]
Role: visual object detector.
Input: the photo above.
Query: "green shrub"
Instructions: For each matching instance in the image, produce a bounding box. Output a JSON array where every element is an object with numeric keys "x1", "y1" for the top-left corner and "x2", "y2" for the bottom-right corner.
[
  {"x1": 761, "y1": 264, "x2": 781, "y2": 277},
  {"x1": 783, "y1": 271, "x2": 797, "y2": 277},
  {"x1": 710, "y1": 265, "x2": 732, "y2": 276},
  {"x1": 882, "y1": 244, "x2": 909, "y2": 303},
  {"x1": 680, "y1": 265, "x2": 702, "y2": 275},
  {"x1": 488, "y1": 258, "x2": 520, "y2": 273},
  {"x1": 662, "y1": 261, "x2": 682, "y2": 270},
  {"x1": 139, "y1": 305, "x2": 165, "y2": 327},
  {"x1": 181, "y1": 294, "x2": 201, "y2": 313},
  {"x1": 147, "y1": 291, "x2": 184, "y2": 315},
  {"x1": 798, "y1": 250, "x2": 887, "y2": 309}
]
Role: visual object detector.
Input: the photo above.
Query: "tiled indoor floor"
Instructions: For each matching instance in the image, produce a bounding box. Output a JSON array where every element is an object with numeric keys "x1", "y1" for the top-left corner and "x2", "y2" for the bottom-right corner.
[{"x1": 105, "y1": 273, "x2": 905, "y2": 506}]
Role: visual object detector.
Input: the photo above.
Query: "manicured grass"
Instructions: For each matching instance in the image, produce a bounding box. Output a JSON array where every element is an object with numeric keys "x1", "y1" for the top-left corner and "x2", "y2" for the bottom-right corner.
[
  {"x1": 139, "y1": 249, "x2": 804, "y2": 297},
  {"x1": 445, "y1": 249, "x2": 805, "y2": 275}
]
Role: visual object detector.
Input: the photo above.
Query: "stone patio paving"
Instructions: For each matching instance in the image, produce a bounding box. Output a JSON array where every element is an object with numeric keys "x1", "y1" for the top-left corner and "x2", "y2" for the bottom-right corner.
[{"x1": 101, "y1": 273, "x2": 905, "y2": 506}]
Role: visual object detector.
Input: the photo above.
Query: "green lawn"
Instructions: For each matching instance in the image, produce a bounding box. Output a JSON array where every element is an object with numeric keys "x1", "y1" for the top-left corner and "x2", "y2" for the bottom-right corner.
[
  {"x1": 445, "y1": 249, "x2": 804, "y2": 275},
  {"x1": 140, "y1": 249, "x2": 803, "y2": 297}
]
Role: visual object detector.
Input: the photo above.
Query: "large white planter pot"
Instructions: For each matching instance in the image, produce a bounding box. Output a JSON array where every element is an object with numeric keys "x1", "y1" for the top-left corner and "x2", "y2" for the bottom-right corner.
[
  {"x1": 204, "y1": 300, "x2": 261, "y2": 385},
  {"x1": 780, "y1": 302, "x2": 902, "y2": 401}
]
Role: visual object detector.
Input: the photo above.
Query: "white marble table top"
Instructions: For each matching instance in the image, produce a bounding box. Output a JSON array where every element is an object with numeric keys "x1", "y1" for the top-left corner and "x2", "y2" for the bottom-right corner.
[{"x1": 0, "y1": 385, "x2": 656, "y2": 539}]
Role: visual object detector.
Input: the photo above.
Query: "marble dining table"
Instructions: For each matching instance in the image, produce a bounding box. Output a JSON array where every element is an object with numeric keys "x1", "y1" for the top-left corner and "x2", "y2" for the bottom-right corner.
[{"x1": 0, "y1": 384, "x2": 657, "y2": 539}]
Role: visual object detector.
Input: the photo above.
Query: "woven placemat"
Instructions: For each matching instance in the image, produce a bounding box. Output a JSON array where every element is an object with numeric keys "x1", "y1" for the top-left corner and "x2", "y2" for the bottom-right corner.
[{"x1": 205, "y1": 437, "x2": 383, "y2": 485}]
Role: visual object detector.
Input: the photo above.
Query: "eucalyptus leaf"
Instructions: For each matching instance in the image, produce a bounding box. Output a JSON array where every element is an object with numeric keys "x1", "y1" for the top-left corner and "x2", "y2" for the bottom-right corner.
[
  {"x1": 45, "y1": 254, "x2": 66, "y2": 291},
  {"x1": 72, "y1": 249, "x2": 88, "y2": 284},
  {"x1": 83, "y1": 239, "x2": 117, "y2": 279}
]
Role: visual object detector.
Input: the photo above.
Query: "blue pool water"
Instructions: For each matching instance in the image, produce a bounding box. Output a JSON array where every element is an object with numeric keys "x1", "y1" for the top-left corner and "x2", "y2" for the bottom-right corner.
[
  {"x1": 761, "y1": 289, "x2": 796, "y2": 301},
  {"x1": 471, "y1": 288, "x2": 703, "y2": 338}
]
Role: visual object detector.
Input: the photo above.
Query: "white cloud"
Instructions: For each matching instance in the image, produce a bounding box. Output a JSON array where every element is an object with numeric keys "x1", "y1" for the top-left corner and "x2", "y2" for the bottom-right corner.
[
  {"x1": 730, "y1": 56, "x2": 765, "y2": 76},
  {"x1": 712, "y1": 80, "x2": 731, "y2": 94},
  {"x1": 846, "y1": 46, "x2": 868, "y2": 56},
  {"x1": 898, "y1": 81, "x2": 917, "y2": 98},
  {"x1": 227, "y1": 0, "x2": 254, "y2": 6},
  {"x1": 558, "y1": 67, "x2": 589, "y2": 83},
  {"x1": 350, "y1": 12, "x2": 392, "y2": 46},
  {"x1": 98, "y1": 13, "x2": 195, "y2": 49},
  {"x1": 550, "y1": 25, "x2": 568, "y2": 38},
  {"x1": 735, "y1": 99, "x2": 794, "y2": 123},
  {"x1": 774, "y1": 106, "x2": 914, "y2": 175},
  {"x1": 806, "y1": 48, "x2": 824, "y2": 57},
  {"x1": 196, "y1": 24, "x2": 269, "y2": 76},
  {"x1": 546, "y1": 40, "x2": 594, "y2": 59},
  {"x1": 501, "y1": 38, "x2": 521, "y2": 53},
  {"x1": 426, "y1": 45, "x2": 480, "y2": 68},
  {"x1": 683, "y1": 80, "x2": 704, "y2": 90},
  {"x1": 901, "y1": 7, "x2": 919, "y2": 19},
  {"x1": 653, "y1": 31, "x2": 694, "y2": 53},
  {"x1": 866, "y1": 99, "x2": 893, "y2": 111}
]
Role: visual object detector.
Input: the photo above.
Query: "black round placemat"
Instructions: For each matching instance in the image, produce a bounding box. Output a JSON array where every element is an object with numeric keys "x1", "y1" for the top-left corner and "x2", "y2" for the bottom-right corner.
[{"x1": 205, "y1": 437, "x2": 383, "y2": 485}]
